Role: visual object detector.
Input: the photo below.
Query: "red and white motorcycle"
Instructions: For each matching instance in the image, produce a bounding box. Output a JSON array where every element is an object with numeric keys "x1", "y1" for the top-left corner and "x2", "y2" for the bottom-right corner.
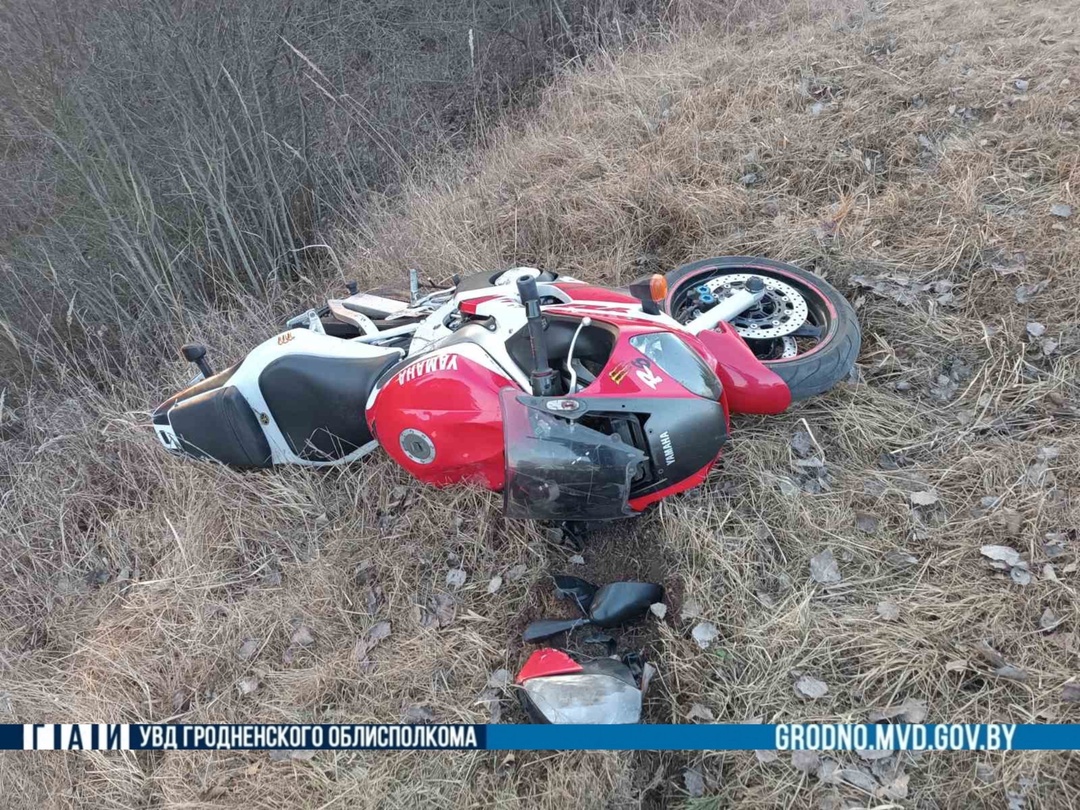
[{"x1": 153, "y1": 258, "x2": 859, "y2": 520}]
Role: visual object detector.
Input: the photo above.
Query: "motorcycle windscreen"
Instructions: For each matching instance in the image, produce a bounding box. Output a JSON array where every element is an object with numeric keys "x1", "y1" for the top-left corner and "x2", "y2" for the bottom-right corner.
[{"x1": 500, "y1": 390, "x2": 647, "y2": 521}]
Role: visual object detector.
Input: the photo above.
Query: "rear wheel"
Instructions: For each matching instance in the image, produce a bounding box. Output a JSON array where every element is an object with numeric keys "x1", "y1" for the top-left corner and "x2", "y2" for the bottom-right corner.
[{"x1": 665, "y1": 257, "x2": 861, "y2": 400}]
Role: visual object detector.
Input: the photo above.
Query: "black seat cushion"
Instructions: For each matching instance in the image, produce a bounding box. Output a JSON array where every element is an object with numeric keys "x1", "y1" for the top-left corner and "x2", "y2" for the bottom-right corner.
[
  {"x1": 455, "y1": 268, "x2": 558, "y2": 294},
  {"x1": 259, "y1": 352, "x2": 400, "y2": 461},
  {"x1": 152, "y1": 363, "x2": 240, "y2": 426},
  {"x1": 168, "y1": 385, "x2": 272, "y2": 468}
]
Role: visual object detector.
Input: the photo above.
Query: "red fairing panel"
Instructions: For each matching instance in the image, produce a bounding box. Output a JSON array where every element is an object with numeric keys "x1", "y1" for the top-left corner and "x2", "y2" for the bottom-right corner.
[
  {"x1": 694, "y1": 323, "x2": 791, "y2": 415},
  {"x1": 516, "y1": 649, "x2": 583, "y2": 684},
  {"x1": 367, "y1": 349, "x2": 514, "y2": 488},
  {"x1": 538, "y1": 309, "x2": 730, "y2": 511},
  {"x1": 554, "y1": 283, "x2": 640, "y2": 305}
]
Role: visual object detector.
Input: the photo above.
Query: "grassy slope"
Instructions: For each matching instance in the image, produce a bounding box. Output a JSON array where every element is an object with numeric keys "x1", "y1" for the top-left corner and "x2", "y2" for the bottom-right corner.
[{"x1": 2, "y1": 0, "x2": 1080, "y2": 806}]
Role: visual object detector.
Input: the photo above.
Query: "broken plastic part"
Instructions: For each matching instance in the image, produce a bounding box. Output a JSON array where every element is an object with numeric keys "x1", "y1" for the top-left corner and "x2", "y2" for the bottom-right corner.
[
  {"x1": 515, "y1": 648, "x2": 583, "y2": 685},
  {"x1": 521, "y1": 673, "x2": 642, "y2": 724},
  {"x1": 522, "y1": 580, "x2": 664, "y2": 643},
  {"x1": 587, "y1": 582, "x2": 664, "y2": 626},
  {"x1": 552, "y1": 574, "x2": 599, "y2": 614},
  {"x1": 522, "y1": 617, "x2": 590, "y2": 643}
]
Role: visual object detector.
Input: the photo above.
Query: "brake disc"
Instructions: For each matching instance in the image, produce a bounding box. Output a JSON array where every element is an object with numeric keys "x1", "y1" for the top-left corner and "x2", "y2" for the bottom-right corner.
[{"x1": 702, "y1": 273, "x2": 809, "y2": 339}]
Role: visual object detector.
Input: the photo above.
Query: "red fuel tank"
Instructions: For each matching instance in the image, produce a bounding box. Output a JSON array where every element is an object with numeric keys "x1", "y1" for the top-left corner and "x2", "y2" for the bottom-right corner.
[{"x1": 366, "y1": 344, "x2": 517, "y2": 488}]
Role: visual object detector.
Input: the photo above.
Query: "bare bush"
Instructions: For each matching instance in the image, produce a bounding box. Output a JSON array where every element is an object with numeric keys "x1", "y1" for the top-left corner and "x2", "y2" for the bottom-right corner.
[{"x1": 0, "y1": 0, "x2": 671, "y2": 341}]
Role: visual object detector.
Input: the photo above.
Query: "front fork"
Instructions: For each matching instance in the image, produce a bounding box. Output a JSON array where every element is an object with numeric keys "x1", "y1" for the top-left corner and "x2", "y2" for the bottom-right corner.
[{"x1": 683, "y1": 278, "x2": 767, "y2": 335}]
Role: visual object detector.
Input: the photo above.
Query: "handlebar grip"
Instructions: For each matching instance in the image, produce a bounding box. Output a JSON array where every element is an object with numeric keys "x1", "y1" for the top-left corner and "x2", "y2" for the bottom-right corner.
[{"x1": 517, "y1": 275, "x2": 540, "y2": 305}]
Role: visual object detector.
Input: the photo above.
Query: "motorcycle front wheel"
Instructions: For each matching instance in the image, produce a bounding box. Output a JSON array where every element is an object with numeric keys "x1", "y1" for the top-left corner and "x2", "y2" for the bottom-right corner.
[{"x1": 664, "y1": 256, "x2": 861, "y2": 400}]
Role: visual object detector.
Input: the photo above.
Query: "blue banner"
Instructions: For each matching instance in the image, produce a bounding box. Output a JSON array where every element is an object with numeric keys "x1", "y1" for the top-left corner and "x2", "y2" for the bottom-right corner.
[
  {"x1": 486, "y1": 723, "x2": 1079, "y2": 750},
  {"x1": 5, "y1": 723, "x2": 1080, "y2": 751}
]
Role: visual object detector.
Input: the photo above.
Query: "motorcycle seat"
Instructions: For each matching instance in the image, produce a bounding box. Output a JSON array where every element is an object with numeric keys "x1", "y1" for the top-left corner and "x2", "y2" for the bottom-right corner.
[
  {"x1": 160, "y1": 381, "x2": 273, "y2": 468},
  {"x1": 258, "y1": 349, "x2": 402, "y2": 461}
]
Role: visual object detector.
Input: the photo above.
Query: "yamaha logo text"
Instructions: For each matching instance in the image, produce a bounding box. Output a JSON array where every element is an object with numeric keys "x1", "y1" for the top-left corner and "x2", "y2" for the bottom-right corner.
[{"x1": 397, "y1": 353, "x2": 458, "y2": 385}]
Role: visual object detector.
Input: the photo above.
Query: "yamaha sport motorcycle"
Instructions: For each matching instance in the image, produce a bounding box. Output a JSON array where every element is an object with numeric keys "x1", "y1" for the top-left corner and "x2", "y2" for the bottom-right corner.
[{"x1": 152, "y1": 257, "x2": 860, "y2": 520}]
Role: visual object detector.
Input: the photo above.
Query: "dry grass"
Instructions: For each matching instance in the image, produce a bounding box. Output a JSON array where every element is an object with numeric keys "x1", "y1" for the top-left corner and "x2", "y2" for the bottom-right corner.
[{"x1": 3, "y1": 0, "x2": 1080, "y2": 806}]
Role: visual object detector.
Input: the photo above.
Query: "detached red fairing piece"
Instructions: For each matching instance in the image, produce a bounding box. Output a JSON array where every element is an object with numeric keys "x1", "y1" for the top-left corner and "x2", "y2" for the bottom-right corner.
[
  {"x1": 515, "y1": 649, "x2": 583, "y2": 685},
  {"x1": 515, "y1": 648, "x2": 644, "y2": 724}
]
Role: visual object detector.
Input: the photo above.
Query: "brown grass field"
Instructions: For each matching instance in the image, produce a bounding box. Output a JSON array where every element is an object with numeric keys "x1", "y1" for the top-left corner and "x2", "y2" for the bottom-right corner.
[{"x1": 2, "y1": 0, "x2": 1079, "y2": 805}]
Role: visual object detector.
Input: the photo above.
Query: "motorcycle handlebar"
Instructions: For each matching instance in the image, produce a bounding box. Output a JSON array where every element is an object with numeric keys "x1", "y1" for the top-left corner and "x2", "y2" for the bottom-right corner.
[{"x1": 516, "y1": 276, "x2": 559, "y2": 397}]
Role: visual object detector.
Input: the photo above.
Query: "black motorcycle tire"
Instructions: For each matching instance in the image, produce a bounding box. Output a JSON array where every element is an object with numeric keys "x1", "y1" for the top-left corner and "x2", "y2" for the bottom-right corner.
[{"x1": 663, "y1": 256, "x2": 861, "y2": 401}]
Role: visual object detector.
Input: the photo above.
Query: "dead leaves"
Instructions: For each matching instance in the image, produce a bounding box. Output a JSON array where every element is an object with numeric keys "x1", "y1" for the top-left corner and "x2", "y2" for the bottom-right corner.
[
  {"x1": 908, "y1": 490, "x2": 939, "y2": 507},
  {"x1": 1039, "y1": 608, "x2": 1061, "y2": 632},
  {"x1": 810, "y1": 549, "x2": 842, "y2": 585},
  {"x1": 794, "y1": 674, "x2": 829, "y2": 700},
  {"x1": 236, "y1": 675, "x2": 260, "y2": 696},
  {"x1": 402, "y1": 704, "x2": 436, "y2": 723},
  {"x1": 1025, "y1": 446, "x2": 1059, "y2": 488},
  {"x1": 486, "y1": 562, "x2": 529, "y2": 595},
  {"x1": 683, "y1": 765, "x2": 706, "y2": 798},
  {"x1": 1015, "y1": 278, "x2": 1050, "y2": 304},
  {"x1": 984, "y1": 248, "x2": 1027, "y2": 276},
  {"x1": 993, "y1": 664, "x2": 1028, "y2": 682},
  {"x1": 445, "y1": 568, "x2": 467, "y2": 589},
  {"x1": 787, "y1": 426, "x2": 831, "y2": 494},
  {"x1": 282, "y1": 622, "x2": 316, "y2": 662},
  {"x1": 686, "y1": 703, "x2": 715, "y2": 722},
  {"x1": 791, "y1": 750, "x2": 819, "y2": 773},
  {"x1": 981, "y1": 545, "x2": 1022, "y2": 568},
  {"x1": 352, "y1": 620, "x2": 392, "y2": 672},
  {"x1": 868, "y1": 697, "x2": 927, "y2": 723},
  {"x1": 855, "y1": 513, "x2": 880, "y2": 534},
  {"x1": 974, "y1": 640, "x2": 1029, "y2": 683},
  {"x1": 884, "y1": 549, "x2": 919, "y2": 568},
  {"x1": 692, "y1": 621, "x2": 719, "y2": 650},
  {"x1": 237, "y1": 638, "x2": 259, "y2": 661},
  {"x1": 980, "y1": 545, "x2": 1032, "y2": 585},
  {"x1": 412, "y1": 592, "x2": 457, "y2": 629},
  {"x1": 797, "y1": 751, "x2": 911, "y2": 800},
  {"x1": 876, "y1": 601, "x2": 900, "y2": 621},
  {"x1": 290, "y1": 624, "x2": 315, "y2": 647},
  {"x1": 850, "y1": 272, "x2": 957, "y2": 309}
]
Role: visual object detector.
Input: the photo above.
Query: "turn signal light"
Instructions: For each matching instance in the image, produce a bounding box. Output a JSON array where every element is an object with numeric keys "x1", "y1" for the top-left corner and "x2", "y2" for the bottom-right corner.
[{"x1": 649, "y1": 274, "x2": 667, "y2": 302}]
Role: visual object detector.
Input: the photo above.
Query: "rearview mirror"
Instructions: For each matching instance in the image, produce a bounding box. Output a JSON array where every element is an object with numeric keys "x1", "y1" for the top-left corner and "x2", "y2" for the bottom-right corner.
[
  {"x1": 523, "y1": 580, "x2": 664, "y2": 642},
  {"x1": 552, "y1": 575, "x2": 598, "y2": 613},
  {"x1": 588, "y1": 582, "x2": 663, "y2": 626},
  {"x1": 522, "y1": 617, "x2": 590, "y2": 643}
]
